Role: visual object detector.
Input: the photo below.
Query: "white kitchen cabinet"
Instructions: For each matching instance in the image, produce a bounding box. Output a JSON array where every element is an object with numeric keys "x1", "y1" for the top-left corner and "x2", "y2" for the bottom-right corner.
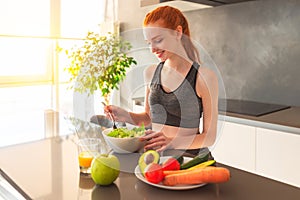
[
  {"x1": 212, "y1": 121, "x2": 256, "y2": 173},
  {"x1": 256, "y1": 128, "x2": 300, "y2": 187}
]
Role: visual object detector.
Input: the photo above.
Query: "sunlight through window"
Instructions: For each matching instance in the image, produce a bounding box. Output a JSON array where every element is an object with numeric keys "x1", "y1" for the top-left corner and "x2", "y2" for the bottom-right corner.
[
  {"x1": 61, "y1": 0, "x2": 104, "y2": 38},
  {"x1": 0, "y1": 38, "x2": 50, "y2": 76},
  {"x1": 0, "y1": 0, "x2": 50, "y2": 36},
  {"x1": 0, "y1": 0, "x2": 106, "y2": 147}
]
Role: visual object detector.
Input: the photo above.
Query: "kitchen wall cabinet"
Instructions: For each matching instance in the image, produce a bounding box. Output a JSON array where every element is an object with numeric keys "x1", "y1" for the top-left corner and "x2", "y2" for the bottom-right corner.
[
  {"x1": 211, "y1": 121, "x2": 256, "y2": 173},
  {"x1": 256, "y1": 128, "x2": 300, "y2": 187}
]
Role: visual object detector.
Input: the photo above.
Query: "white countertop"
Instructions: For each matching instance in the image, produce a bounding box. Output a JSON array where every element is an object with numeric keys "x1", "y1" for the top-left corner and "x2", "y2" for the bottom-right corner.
[{"x1": 220, "y1": 106, "x2": 300, "y2": 135}]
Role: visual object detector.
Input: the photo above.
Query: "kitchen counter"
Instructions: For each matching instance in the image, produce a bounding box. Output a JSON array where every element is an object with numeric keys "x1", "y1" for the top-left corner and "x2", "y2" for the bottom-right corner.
[
  {"x1": 0, "y1": 130, "x2": 299, "y2": 199},
  {"x1": 222, "y1": 106, "x2": 300, "y2": 135},
  {"x1": 225, "y1": 106, "x2": 300, "y2": 128}
]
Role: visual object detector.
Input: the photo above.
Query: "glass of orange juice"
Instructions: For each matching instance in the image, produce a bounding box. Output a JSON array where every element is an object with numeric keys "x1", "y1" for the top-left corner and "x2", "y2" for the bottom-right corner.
[{"x1": 77, "y1": 138, "x2": 101, "y2": 174}]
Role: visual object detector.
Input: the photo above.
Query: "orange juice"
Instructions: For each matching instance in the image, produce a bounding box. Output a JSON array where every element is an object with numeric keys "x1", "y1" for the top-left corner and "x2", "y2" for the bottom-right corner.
[
  {"x1": 78, "y1": 151, "x2": 95, "y2": 168},
  {"x1": 77, "y1": 138, "x2": 101, "y2": 174}
]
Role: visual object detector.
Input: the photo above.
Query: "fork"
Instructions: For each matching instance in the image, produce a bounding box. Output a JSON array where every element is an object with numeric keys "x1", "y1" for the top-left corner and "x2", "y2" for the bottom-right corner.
[{"x1": 102, "y1": 102, "x2": 117, "y2": 129}]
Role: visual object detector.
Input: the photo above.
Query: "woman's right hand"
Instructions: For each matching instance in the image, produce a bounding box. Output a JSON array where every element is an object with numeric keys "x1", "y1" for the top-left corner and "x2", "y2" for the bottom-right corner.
[
  {"x1": 140, "y1": 129, "x2": 172, "y2": 152},
  {"x1": 103, "y1": 105, "x2": 130, "y2": 123}
]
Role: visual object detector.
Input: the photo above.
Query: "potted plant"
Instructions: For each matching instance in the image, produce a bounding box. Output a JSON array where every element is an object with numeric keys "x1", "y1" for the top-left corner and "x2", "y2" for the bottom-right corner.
[{"x1": 62, "y1": 31, "x2": 137, "y2": 104}]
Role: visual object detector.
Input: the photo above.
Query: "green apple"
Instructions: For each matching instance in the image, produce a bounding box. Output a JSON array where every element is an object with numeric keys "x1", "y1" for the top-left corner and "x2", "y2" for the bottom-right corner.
[{"x1": 91, "y1": 154, "x2": 120, "y2": 186}]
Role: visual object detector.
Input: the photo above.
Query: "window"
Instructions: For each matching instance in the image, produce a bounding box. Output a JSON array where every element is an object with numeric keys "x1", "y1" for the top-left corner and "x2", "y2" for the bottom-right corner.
[
  {"x1": 60, "y1": 0, "x2": 104, "y2": 38},
  {"x1": 0, "y1": 0, "x2": 106, "y2": 147}
]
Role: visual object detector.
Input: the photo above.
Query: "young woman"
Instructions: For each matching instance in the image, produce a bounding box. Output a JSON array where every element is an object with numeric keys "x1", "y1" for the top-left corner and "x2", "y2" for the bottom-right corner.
[{"x1": 104, "y1": 6, "x2": 219, "y2": 154}]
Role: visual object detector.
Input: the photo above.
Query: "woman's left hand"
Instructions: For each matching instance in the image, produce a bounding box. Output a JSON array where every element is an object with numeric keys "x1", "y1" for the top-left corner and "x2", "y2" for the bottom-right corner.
[{"x1": 140, "y1": 129, "x2": 171, "y2": 152}]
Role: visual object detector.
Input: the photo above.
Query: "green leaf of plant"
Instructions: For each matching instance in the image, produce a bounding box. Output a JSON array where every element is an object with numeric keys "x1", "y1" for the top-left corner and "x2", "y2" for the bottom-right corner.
[{"x1": 60, "y1": 32, "x2": 137, "y2": 96}]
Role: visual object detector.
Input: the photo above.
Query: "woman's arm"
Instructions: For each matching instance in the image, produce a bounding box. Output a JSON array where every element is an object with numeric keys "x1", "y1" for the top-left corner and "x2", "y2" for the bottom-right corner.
[
  {"x1": 105, "y1": 94, "x2": 151, "y2": 126},
  {"x1": 191, "y1": 67, "x2": 219, "y2": 148}
]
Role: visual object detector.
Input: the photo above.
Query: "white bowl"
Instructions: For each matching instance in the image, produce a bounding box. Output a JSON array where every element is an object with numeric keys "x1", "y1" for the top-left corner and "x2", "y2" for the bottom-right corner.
[{"x1": 102, "y1": 128, "x2": 145, "y2": 154}]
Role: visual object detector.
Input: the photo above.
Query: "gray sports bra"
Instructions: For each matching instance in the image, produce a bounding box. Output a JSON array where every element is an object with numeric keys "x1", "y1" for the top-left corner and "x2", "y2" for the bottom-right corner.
[{"x1": 149, "y1": 62, "x2": 203, "y2": 128}]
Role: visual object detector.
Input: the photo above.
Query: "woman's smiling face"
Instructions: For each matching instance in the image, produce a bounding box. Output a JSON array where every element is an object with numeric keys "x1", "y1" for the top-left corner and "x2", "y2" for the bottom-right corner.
[{"x1": 143, "y1": 20, "x2": 180, "y2": 61}]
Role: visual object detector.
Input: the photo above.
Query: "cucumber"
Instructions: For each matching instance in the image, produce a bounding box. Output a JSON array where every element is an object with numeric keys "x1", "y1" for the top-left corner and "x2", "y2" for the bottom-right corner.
[
  {"x1": 180, "y1": 153, "x2": 209, "y2": 170},
  {"x1": 172, "y1": 155, "x2": 184, "y2": 165}
]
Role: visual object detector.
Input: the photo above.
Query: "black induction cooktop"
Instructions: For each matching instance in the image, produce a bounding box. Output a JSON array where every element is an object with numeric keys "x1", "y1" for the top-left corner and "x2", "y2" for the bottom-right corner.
[{"x1": 218, "y1": 99, "x2": 291, "y2": 117}]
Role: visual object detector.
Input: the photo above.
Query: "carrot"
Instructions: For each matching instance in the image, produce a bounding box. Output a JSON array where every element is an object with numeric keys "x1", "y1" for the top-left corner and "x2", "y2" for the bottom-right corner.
[{"x1": 163, "y1": 166, "x2": 230, "y2": 186}]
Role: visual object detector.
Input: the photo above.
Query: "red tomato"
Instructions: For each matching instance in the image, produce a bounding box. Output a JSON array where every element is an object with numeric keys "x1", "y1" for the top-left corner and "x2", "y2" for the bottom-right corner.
[
  {"x1": 162, "y1": 157, "x2": 180, "y2": 171},
  {"x1": 144, "y1": 163, "x2": 164, "y2": 184}
]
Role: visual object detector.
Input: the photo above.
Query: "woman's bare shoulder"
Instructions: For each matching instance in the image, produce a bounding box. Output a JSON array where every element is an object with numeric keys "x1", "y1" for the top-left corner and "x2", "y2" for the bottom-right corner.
[
  {"x1": 196, "y1": 66, "x2": 218, "y2": 97},
  {"x1": 198, "y1": 66, "x2": 218, "y2": 84}
]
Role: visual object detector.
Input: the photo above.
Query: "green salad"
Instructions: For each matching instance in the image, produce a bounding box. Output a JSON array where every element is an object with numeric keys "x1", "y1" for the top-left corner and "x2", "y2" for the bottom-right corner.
[{"x1": 107, "y1": 125, "x2": 145, "y2": 138}]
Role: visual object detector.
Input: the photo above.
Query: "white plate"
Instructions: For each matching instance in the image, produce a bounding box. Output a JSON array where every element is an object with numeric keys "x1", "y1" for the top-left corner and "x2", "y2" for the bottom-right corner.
[{"x1": 134, "y1": 156, "x2": 207, "y2": 190}]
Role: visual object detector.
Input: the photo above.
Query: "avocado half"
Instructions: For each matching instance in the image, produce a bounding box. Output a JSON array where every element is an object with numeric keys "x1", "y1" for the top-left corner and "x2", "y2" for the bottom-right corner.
[{"x1": 138, "y1": 150, "x2": 160, "y2": 175}]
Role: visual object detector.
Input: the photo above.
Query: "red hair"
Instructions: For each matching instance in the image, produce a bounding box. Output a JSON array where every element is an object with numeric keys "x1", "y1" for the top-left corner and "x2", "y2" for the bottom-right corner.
[{"x1": 144, "y1": 6, "x2": 200, "y2": 62}]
